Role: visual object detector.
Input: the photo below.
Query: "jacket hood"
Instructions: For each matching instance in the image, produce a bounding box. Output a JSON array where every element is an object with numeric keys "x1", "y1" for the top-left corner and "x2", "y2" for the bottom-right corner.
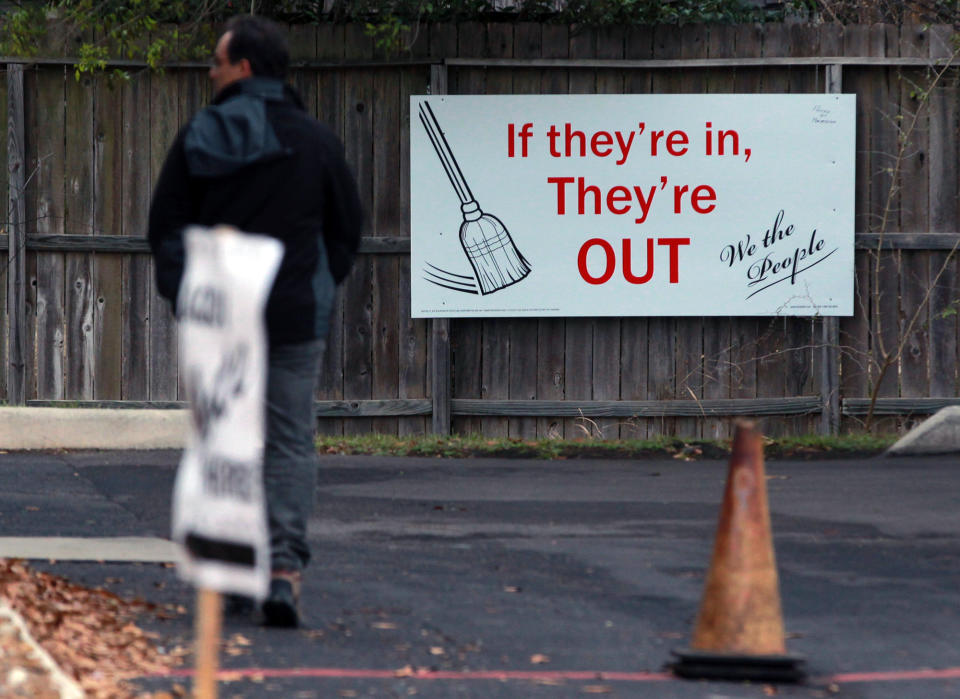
[{"x1": 185, "y1": 77, "x2": 297, "y2": 178}]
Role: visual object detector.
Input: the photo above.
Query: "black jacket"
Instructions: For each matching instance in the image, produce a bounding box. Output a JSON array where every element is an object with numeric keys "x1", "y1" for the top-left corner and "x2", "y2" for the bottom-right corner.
[{"x1": 148, "y1": 77, "x2": 362, "y2": 345}]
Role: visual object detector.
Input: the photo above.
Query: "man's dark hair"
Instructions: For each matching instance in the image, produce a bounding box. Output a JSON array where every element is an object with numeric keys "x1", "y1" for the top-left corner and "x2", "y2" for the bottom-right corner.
[{"x1": 225, "y1": 15, "x2": 289, "y2": 80}]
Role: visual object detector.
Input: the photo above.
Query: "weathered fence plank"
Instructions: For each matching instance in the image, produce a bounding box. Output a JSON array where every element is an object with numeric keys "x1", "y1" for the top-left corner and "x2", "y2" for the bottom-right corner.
[
  {"x1": 928, "y1": 26, "x2": 960, "y2": 399},
  {"x1": 0, "y1": 69, "x2": 7, "y2": 401},
  {"x1": 398, "y1": 58, "x2": 431, "y2": 437},
  {"x1": 315, "y1": 23, "x2": 346, "y2": 436},
  {"x1": 839, "y1": 25, "x2": 873, "y2": 431},
  {"x1": 147, "y1": 62, "x2": 179, "y2": 401},
  {"x1": 371, "y1": 68, "x2": 402, "y2": 435},
  {"x1": 898, "y1": 28, "x2": 932, "y2": 409},
  {"x1": 453, "y1": 397, "x2": 821, "y2": 417},
  {"x1": 426, "y1": 32, "x2": 456, "y2": 437},
  {"x1": 64, "y1": 71, "x2": 95, "y2": 400},
  {"x1": 398, "y1": 253, "x2": 429, "y2": 435},
  {"x1": 842, "y1": 397, "x2": 960, "y2": 415},
  {"x1": 868, "y1": 26, "x2": 902, "y2": 426},
  {"x1": 121, "y1": 71, "x2": 151, "y2": 400},
  {"x1": 290, "y1": 25, "x2": 319, "y2": 118},
  {"x1": 33, "y1": 65, "x2": 66, "y2": 401},
  {"x1": 342, "y1": 25, "x2": 376, "y2": 435},
  {"x1": 821, "y1": 59, "x2": 843, "y2": 435},
  {"x1": 93, "y1": 74, "x2": 124, "y2": 400},
  {"x1": 6, "y1": 65, "x2": 26, "y2": 404}
]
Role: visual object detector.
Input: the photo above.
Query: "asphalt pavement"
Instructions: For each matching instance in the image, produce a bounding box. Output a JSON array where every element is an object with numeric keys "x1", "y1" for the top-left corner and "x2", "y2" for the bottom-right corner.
[{"x1": 1, "y1": 449, "x2": 958, "y2": 698}]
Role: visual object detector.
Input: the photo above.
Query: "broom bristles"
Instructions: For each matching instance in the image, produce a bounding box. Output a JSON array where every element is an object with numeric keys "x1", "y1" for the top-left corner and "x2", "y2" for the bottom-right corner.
[{"x1": 460, "y1": 213, "x2": 531, "y2": 295}]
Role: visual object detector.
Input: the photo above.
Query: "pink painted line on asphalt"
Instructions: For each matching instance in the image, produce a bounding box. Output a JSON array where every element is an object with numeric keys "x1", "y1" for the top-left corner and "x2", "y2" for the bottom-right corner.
[
  {"x1": 152, "y1": 666, "x2": 960, "y2": 684},
  {"x1": 156, "y1": 667, "x2": 673, "y2": 682},
  {"x1": 824, "y1": 668, "x2": 960, "y2": 683}
]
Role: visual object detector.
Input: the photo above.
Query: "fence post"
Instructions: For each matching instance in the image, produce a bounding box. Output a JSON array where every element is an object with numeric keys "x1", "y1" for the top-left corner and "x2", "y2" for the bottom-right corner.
[
  {"x1": 6, "y1": 64, "x2": 26, "y2": 406},
  {"x1": 429, "y1": 62, "x2": 452, "y2": 435},
  {"x1": 820, "y1": 62, "x2": 842, "y2": 435}
]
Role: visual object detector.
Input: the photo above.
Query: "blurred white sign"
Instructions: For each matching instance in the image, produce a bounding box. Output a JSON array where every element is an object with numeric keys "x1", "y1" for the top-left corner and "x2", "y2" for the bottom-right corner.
[
  {"x1": 410, "y1": 94, "x2": 855, "y2": 317},
  {"x1": 172, "y1": 226, "x2": 283, "y2": 599}
]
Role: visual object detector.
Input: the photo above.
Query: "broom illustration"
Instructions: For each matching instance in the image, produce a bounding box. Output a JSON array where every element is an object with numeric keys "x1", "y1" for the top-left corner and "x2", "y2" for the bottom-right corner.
[{"x1": 418, "y1": 101, "x2": 531, "y2": 295}]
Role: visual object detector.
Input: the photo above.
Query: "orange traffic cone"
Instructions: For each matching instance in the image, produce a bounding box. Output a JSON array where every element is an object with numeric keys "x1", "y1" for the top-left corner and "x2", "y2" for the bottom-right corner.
[{"x1": 671, "y1": 420, "x2": 805, "y2": 682}]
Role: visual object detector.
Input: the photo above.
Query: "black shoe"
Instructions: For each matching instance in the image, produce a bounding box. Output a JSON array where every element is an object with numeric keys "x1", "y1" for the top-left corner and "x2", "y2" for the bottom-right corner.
[
  {"x1": 224, "y1": 594, "x2": 255, "y2": 617},
  {"x1": 262, "y1": 574, "x2": 301, "y2": 628}
]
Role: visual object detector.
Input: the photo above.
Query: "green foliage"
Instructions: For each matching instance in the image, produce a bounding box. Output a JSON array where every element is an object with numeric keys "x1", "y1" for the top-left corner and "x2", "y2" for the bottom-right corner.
[
  {"x1": 337, "y1": 0, "x2": 775, "y2": 55},
  {"x1": 0, "y1": 1, "x2": 224, "y2": 79},
  {"x1": 315, "y1": 432, "x2": 896, "y2": 459},
  {"x1": 1, "y1": 0, "x2": 782, "y2": 74},
  {"x1": 789, "y1": 0, "x2": 960, "y2": 24},
  {"x1": 315, "y1": 0, "x2": 772, "y2": 24},
  {"x1": 0, "y1": 3, "x2": 48, "y2": 57}
]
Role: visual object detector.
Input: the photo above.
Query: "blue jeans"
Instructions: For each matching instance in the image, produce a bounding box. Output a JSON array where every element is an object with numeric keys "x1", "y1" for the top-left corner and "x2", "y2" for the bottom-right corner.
[{"x1": 264, "y1": 339, "x2": 324, "y2": 572}]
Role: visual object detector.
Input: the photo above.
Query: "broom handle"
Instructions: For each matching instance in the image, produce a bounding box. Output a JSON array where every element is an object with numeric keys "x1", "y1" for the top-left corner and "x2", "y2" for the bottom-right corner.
[{"x1": 419, "y1": 101, "x2": 475, "y2": 205}]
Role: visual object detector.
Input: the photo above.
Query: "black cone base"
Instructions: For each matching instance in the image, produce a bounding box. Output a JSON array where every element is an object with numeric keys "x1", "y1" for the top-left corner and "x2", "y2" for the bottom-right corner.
[{"x1": 671, "y1": 648, "x2": 806, "y2": 683}]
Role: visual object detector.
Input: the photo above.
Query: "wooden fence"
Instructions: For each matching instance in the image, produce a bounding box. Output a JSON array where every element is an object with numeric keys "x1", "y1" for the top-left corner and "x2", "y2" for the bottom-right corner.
[{"x1": 3, "y1": 22, "x2": 960, "y2": 438}]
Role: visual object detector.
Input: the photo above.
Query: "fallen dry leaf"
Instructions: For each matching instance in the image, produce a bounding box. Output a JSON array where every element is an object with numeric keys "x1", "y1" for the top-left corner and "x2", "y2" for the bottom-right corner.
[
  {"x1": 530, "y1": 653, "x2": 551, "y2": 664},
  {"x1": 372, "y1": 621, "x2": 397, "y2": 630},
  {"x1": 763, "y1": 684, "x2": 779, "y2": 696},
  {"x1": 0, "y1": 558, "x2": 183, "y2": 698},
  {"x1": 429, "y1": 646, "x2": 445, "y2": 656},
  {"x1": 583, "y1": 685, "x2": 613, "y2": 694}
]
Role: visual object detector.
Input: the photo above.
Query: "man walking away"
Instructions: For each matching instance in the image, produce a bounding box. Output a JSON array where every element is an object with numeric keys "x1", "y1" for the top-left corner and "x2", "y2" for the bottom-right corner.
[{"x1": 148, "y1": 15, "x2": 363, "y2": 627}]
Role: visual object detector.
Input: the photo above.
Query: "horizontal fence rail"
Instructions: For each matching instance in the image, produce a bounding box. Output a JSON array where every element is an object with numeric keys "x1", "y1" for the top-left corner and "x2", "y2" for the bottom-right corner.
[
  {"x1": 29, "y1": 397, "x2": 822, "y2": 417},
  {"x1": 5, "y1": 55, "x2": 960, "y2": 70},
  {"x1": 0, "y1": 233, "x2": 957, "y2": 253},
  {"x1": 29, "y1": 397, "x2": 960, "y2": 418},
  {"x1": 0, "y1": 235, "x2": 413, "y2": 254}
]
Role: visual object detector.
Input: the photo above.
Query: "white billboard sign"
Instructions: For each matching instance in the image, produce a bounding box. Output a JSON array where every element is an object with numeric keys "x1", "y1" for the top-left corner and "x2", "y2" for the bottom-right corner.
[
  {"x1": 410, "y1": 94, "x2": 855, "y2": 317},
  {"x1": 173, "y1": 226, "x2": 283, "y2": 599}
]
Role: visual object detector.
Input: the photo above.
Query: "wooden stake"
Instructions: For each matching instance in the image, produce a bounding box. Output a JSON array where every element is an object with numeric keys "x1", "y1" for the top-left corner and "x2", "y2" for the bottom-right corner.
[{"x1": 194, "y1": 588, "x2": 222, "y2": 699}]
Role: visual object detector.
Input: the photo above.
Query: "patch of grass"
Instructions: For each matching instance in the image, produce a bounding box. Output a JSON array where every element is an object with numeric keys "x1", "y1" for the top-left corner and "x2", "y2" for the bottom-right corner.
[
  {"x1": 316, "y1": 432, "x2": 898, "y2": 460},
  {"x1": 764, "y1": 433, "x2": 898, "y2": 458}
]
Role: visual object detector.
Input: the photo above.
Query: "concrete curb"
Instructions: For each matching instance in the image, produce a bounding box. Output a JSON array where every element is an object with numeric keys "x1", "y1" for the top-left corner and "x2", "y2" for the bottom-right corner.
[
  {"x1": 886, "y1": 406, "x2": 960, "y2": 456},
  {"x1": 0, "y1": 408, "x2": 188, "y2": 450},
  {"x1": 0, "y1": 537, "x2": 180, "y2": 563},
  {"x1": 0, "y1": 600, "x2": 85, "y2": 698}
]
